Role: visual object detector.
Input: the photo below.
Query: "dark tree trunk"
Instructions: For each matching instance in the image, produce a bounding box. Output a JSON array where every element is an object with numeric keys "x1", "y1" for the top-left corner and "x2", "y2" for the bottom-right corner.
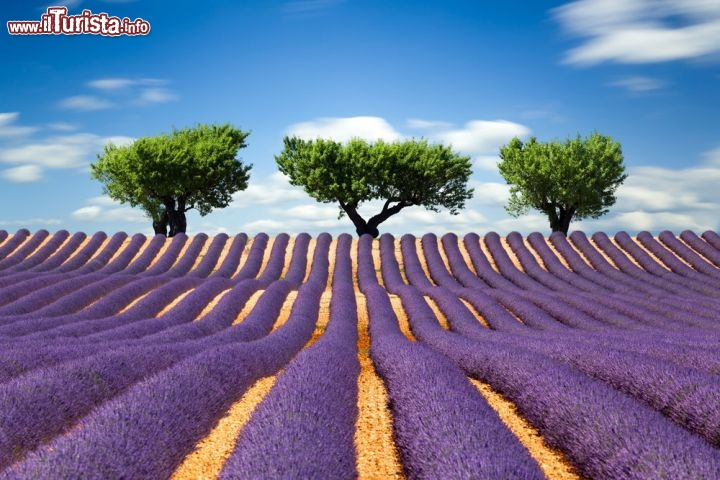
[
  {"x1": 548, "y1": 205, "x2": 575, "y2": 236},
  {"x1": 163, "y1": 197, "x2": 188, "y2": 237},
  {"x1": 152, "y1": 211, "x2": 168, "y2": 236},
  {"x1": 339, "y1": 199, "x2": 411, "y2": 238}
]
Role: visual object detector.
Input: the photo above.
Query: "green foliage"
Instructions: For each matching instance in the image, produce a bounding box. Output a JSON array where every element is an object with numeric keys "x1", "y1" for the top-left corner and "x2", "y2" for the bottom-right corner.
[
  {"x1": 91, "y1": 123, "x2": 251, "y2": 234},
  {"x1": 275, "y1": 136, "x2": 473, "y2": 236},
  {"x1": 498, "y1": 132, "x2": 626, "y2": 232}
]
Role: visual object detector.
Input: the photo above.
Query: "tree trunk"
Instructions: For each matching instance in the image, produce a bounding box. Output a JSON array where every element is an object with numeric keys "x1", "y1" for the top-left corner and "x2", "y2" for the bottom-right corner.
[
  {"x1": 163, "y1": 197, "x2": 187, "y2": 237},
  {"x1": 549, "y1": 206, "x2": 575, "y2": 235},
  {"x1": 152, "y1": 211, "x2": 168, "y2": 236}
]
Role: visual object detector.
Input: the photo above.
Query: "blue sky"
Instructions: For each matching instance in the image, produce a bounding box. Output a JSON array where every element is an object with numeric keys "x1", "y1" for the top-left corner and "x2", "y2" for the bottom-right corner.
[{"x1": 1, "y1": 0, "x2": 719, "y2": 237}]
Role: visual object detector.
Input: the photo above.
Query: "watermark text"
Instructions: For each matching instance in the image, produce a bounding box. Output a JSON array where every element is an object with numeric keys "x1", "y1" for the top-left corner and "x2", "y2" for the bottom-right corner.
[{"x1": 7, "y1": 7, "x2": 150, "y2": 36}]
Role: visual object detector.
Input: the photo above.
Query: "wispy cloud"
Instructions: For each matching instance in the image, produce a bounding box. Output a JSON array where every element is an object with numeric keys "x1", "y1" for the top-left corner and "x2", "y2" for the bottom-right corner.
[
  {"x1": 58, "y1": 95, "x2": 114, "y2": 111},
  {"x1": 416, "y1": 119, "x2": 531, "y2": 154},
  {"x1": 0, "y1": 133, "x2": 134, "y2": 169},
  {"x1": 87, "y1": 78, "x2": 166, "y2": 90},
  {"x1": 553, "y1": 0, "x2": 720, "y2": 65},
  {"x1": 2, "y1": 165, "x2": 43, "y2": 183},
  {"x1": 60, "y1": 77, "x2": 177, "y2": 111},
  {"x1": 0, "y1": 218, "x2": 62, "y2": 227},
  {"x1": 0, "y1": 113, "x2": 39, "y2": 137},
  {"x1": 72, "y1": 195, "x2": 147, "y2": 223},
  {"x1": 608, "y1": 75, "x2": 668, "y2": 92}
]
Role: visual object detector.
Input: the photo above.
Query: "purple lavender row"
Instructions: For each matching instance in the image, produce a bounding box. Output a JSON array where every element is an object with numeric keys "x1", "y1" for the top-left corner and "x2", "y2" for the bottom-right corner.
[
  {"x1": 0, "y1": 273, "x2": 72, "y2": 309},
  {"x1": 131, "y1": 233, "x2": 187, "y2": 276},
  {"x1": 73, "y1": 231, "x2": 128, "y2": 273},
  {"x1": 523, "y1": 232, "x2": 618, "y2": 293},
  {"x1": 0, "y1": 229, "x2": 30, "y2": 268},
  {"x1": 140, "y1": 279, "x2": 280, "y2": 346},
  {"x1": 0, "y1": 276, "x2": 264, "y2": 385},
  {"x1": 384, "y1": 235, "x2": 568, "y2": 331},
  {"x1": 186, "y1": 233, "x2": 228, "y2": 277},
  {"x1": 399, "y1": 285, "x2": 720, "y2": 479},
  {"x1": 282, "y1": 232, "x2": 311, "y2": 288},
  {"x1": 482, "y1": 232, "x2": 547, "y2": 291},
  {"x1": 702, "y1": 230, "x2": 720, "y2": 250},
  {"x1": 419, "y1": 234, "x2": 464, "y2": 291},
  {"x1": 232, "y1": 232, "x2": 269, "y2": 281},
  {"x1": 51, "y1": 232, "x2": 107, "y2": 273},
  {"x1": 593, "y1": 231, "x2": 716, "y2": 301},
  {"x1": 549, "y1": 231, "x2": 662, "y2": 296},
  {"x1": 363, "y1": 283, "x2": 545, "y2": 479},
  {"x1": 0, "y1": 229, "x2": 49, "y2": 270},
  {"x1": 680, "y1": 230, "x2": 720, "y2": 268},
  {"x1": 255, "y1": 233, "x2": 290, "y2": 286},
  {"x1": 399, "y1": 234, "x2": 435, "y2": 292},
  {"x1": 639, "y1": 231, "x2": 720, "y2": 286},
  {"x1": 29, "y1": 232, "x2": 87, "y2": 273},
  {"x1": 0, "y1": 273, "x2": 109, "y2": 317},
  {"x1": 7, "y1": 276, "x2": 202, "y2": 345},
  {"x1": 97, "y1": 233, "x2": 152, "y2": 274},
  {"x1": 147, "y1": 232, "x2": 330, "y2": 347},
  {"x1": 156, "y1": 233, "x2": 208, "y2": 277},
  {"x1": 3, "y1": 230, "x2": 70, "y2": 272},
  {"x1": 570, "y1": 232, "x2": 720, "y2": 319},
  {"x1": 565, "y1": 231, "x2": 667, "y2": 296},
  {"x1": 504, "y1": 231, "x2": 581, "y2": 292},
  {"x1": 462, "y1": 233, "x2": 519, "y2": 289},
  {"x1": 208, "y1": 233, "x2": 247, "y2": 278},
  {"x1": 439, "y1": 233, "x2": 492, "y2": 289},
  {"x1": 610, "y1": 232, "x2": 717, "y2": 297},
  {"x1": 158, "y1": 233, "x2": 206, "y2": 277},
  {"x1": 357, "y1": 234, "x2": 379, "y2": 292},
  {"x1": 0, "y1": 276, "x2": 137, "y2": 337},
  {"x1": 634, "y1": 231, "x2": 720, "y2": 291},
  {"x1": 0, "y1": 231, "x2": 7, "y2": 246},
  {"x1": 426, "y1": 285, "x2": 720, "y2": 448},
  {"x1": 658, "y1": 231, "x2": 720, "y2": 278},
  {"x1": 0, "y1": 256, "x2": 326, "y2": 479},
  {"x1": 0, "y1": 275, "x2": 294, "y2": 466},
  {"x1": 378, "y1": 233, "x2": 405, "y2": 293},
  {"x1": 220, "y1": 233, "x2": 359, "y2": 479}
]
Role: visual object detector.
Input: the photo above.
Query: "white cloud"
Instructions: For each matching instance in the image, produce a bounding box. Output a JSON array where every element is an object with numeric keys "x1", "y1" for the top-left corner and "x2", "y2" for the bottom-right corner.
[
  {"x1": 72, "y1": 205, "x2": 103, "y2": 220},
  {"x1": 2, "y1": 165, "x2": 43, "y2": 182},
  {"x1": 0, "y1": 218, "x2": 62, "y2": 227},
  {"x1": 87, "y1": 78, "x2": 166, "y2": 90},
  {"x1": 610, "y1": 211, "x2": 708, "y2": 232},
  {"x1": 286, "y1": 116, "x2": 402, "y2": 143},
  {"x1": 231, "y1": 171, "x2": 309, "y2": 207},
  {"x1": 72, "y1": 200, "x2": 147, "y2": 223},
  {"x1": 58, "y1": 95, "x2": 113, "y2": 111},
  {"x1": 474, "y1": 155, "x2": 501, "y2": 171},
  {"x1": 0, "y1": 113, "x2": 39, "y2": 137},
  {"x1": 0, "y1": 133, "x2": 134, "y2": 169},
  {"x1": 554, "y1": 0, "x2": 720, "y2": 65},
  {"x1": 137, "y1": 88, "x2": 178, "y2": 104},
  {"x1": 46, "y1": 122, "x2": 77, "y2": 132},
  {"x1": 471, "y1": 181, "x2": 510, "y2": 206},
  {"x1": 417, "y1": 119, "x2": 531, "y2": 154},
  {"x1": 608, "y1": 75, "x2": 668, "y2": 92},
  {"x1": 406, "y1": 118, "x2": 454, "y2": 130}
]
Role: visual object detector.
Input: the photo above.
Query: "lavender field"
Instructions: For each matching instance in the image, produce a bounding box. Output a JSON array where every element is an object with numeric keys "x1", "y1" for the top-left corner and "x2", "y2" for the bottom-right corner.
[{"x1": 0, "y1": 228, "x2": 719, "y2": 479}]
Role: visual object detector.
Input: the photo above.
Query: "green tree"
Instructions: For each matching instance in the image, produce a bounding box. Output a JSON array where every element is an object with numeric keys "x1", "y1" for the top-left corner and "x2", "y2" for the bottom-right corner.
[
  {"x1": 92, "y1": 123, "x2": 251, "y2": 236},
  {"x1": 498, "y1": 132, "x2": 627, "y2": 235},
  {"x1": 275, "y1": 137, "x2": 473, "y2": 237}
]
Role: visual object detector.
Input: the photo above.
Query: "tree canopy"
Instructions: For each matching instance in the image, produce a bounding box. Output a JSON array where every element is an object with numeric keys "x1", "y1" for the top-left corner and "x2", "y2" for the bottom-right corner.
[
  {"x1": 91, "y1": 123, "x2": 251, "y2": 236},
  {"x1": 275, "y1": 137, "x2": 473, "y2": 237},
  {"x1": 498, "y1": 132, "x2": 627, "y2": 235}
]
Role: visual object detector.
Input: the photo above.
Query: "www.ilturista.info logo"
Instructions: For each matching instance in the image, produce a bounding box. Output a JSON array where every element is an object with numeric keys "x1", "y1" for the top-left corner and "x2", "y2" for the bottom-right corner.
[{"x1": 7, "y1": 6, "x2": 150, "y2": 36}]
